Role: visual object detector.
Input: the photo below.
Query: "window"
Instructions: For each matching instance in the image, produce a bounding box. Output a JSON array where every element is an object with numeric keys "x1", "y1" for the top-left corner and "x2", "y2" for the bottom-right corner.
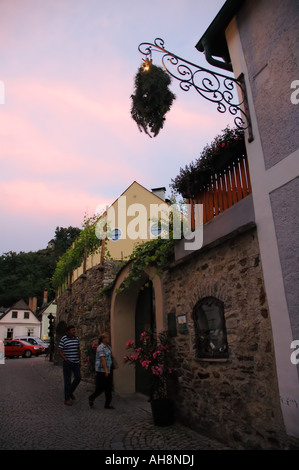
[
  {"x1": 109, "y1": 228, "x2": 122, "y2": 241},
  {"x1": 150, "y1": 222, "x2": 162, "y2": 237},
  {"x1": 24, "y1": 312, "x2": 29, "y2": 319},
  {"x1": 6, "y1": 328, "x2": 13, "y2": 339},
  {"x1": 12, "y1": 311, "x2": 18, "y2": 319},
  {"x1": 27, "y1": 329, "x2": 34, "y2": 336},
  {"x1": 193, "y1": 297, "x2": 228, "y2": 359}
]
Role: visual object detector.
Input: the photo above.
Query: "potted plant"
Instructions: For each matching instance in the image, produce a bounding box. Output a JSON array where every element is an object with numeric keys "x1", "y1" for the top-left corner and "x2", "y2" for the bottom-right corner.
[
  {"x1": 171, "y1": 126, "x2": 246, "y2": 197},
  {"x1": 124, "y1": 329, "x2": 175, "y2": 426},
  {"x1": 170, "y1": 163, "x2": 212, "y2": 198},
  {"x1": 83, "y1": 342, "x2": 98, "y2": 375}
]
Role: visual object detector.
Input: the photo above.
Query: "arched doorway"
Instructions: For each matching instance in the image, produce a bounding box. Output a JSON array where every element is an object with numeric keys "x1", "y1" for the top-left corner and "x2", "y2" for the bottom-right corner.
[{"x1": 111, "y1": 264, "x2": 164, "y2": 395}]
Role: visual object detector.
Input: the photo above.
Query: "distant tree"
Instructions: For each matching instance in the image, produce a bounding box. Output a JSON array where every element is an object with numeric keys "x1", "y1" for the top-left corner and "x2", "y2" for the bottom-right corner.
[
  {"x1": 53, "y1": 226, "x2": 81, "y2": 259},
  {"x1": 0, "y1": 226, "x2": 81, "y2": 308}
]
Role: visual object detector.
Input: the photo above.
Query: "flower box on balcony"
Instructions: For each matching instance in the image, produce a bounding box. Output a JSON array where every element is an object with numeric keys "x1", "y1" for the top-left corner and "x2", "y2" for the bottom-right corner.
[
  {"x1": 171, "y1": 126, "x2": 246, "y2": 197},
  {"x1": 210, "y1": 139, "x2": 246, "y2": 172}
]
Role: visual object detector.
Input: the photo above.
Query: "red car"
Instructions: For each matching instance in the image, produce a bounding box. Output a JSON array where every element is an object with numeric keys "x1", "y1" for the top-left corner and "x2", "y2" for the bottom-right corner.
[{"x1": 4, "y1": 339, "x2": 45, "y2": 358}]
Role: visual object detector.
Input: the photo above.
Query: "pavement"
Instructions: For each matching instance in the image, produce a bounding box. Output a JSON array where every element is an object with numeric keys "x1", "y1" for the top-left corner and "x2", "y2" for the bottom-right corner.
[{"x1": 0, "y1": 355, "x2": 233, "y2": 454}]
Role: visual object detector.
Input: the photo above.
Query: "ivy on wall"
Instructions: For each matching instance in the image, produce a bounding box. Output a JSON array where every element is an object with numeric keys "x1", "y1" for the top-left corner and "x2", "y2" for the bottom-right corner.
[
  {"x1": 119, "y1": 210, "x2": 180, "y2": 292},
  {"x1": 51, "y1": 214, "x2": 103, "y2": 290}
]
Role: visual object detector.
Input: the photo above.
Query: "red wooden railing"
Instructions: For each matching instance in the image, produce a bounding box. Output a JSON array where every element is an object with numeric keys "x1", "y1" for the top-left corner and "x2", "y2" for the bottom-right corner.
[{"x1": 187, "y1": 154, "x2": 252, "y2": 228}]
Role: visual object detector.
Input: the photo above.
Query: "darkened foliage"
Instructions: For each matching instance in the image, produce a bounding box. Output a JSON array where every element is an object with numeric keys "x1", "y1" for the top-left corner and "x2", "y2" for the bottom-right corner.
[
  {"x1": 0, "y1": 226, "x2": 81, "y2": 309},
  {"x1": 53, "y1": 226, "x2": 81, "y2": 258},
  {"x1": 131, "y1": 62, "x2": 176, "y2": 138}
]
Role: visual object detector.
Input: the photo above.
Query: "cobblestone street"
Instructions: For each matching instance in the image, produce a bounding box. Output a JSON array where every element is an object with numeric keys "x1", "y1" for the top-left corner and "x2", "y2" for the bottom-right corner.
[{"x1": 0, "y1": 356, "x2": 233, "y2": 454}]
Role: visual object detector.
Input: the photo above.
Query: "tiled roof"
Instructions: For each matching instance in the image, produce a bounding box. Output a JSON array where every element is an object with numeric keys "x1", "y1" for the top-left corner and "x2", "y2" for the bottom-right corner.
[{"x1": 10, "y1": 299, "x2": 30, "y2": 310}]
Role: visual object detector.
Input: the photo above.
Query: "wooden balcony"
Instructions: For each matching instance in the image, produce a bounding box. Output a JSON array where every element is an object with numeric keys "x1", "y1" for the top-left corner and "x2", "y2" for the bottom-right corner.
[{"x1": 187, "y1": 153, "x2": 252, "y2": 229}]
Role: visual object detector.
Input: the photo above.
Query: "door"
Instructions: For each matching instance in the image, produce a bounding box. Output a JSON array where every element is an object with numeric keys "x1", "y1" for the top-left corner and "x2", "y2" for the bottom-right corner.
[{"x1": 135, "y1": 280, "x2": 155, "y2": 396}]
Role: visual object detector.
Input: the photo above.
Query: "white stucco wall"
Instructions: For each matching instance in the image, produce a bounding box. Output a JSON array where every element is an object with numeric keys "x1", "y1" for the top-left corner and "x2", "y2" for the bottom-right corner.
[{"x1": 226, "y1": 0, "x2": 299, "y2": 438}]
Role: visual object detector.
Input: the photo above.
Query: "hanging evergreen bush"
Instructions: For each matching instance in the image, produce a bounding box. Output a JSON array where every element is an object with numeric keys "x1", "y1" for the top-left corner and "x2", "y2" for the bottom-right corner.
[{"x1": 131, "y1": 62, "x2": 176, "y2": 137}]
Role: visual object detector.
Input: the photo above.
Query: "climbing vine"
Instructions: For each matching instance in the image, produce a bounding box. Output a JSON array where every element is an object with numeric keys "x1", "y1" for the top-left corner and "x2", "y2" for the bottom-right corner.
[
  {"x1": 119, "y1": 211, "x2": 179, "y2": 292},
  {"x1": 51, "y1": 213, "x2": 103, "y2": 290}
]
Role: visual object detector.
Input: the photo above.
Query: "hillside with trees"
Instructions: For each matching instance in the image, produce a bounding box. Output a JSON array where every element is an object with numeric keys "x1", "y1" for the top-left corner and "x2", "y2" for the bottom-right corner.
[{"x1": 0, "y1": 226, "x2": 81, "y2": 309}]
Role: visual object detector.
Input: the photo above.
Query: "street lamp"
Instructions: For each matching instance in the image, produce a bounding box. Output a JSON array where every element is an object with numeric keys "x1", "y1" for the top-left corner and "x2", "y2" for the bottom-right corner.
[
  {"x1": 138, "y1": 38, "x2": 253, "y2": 142},
  {"x1": 48, "y1": 313, "x2": 55, "y2": 362}
]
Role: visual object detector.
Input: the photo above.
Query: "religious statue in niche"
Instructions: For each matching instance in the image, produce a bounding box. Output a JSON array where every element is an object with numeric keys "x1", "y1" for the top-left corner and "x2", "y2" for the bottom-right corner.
[{"x1": 193, "y1": 297, "x2": 228, "y2": 359}]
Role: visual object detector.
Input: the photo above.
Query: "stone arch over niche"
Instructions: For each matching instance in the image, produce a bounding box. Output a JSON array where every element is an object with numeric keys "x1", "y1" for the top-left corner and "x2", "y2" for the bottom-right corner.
[
  {"x1": 110, "y1": 263, "x2": 164, "y2": 394},
  {"x1": 192, "y1": 296, "x2": 229, "y2": 360}
]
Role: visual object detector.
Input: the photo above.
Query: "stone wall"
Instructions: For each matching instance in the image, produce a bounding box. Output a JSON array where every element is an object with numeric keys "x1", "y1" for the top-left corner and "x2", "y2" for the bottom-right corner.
[
  {"x1": 54, "y1": 260, "x2": 121, "y2": 379},
  {"x1": 53, "y1": 227, "x2": 295, "y2": 449},
  {"x1": 163, "y1": 227, "x2": 288, "y2": 449}
]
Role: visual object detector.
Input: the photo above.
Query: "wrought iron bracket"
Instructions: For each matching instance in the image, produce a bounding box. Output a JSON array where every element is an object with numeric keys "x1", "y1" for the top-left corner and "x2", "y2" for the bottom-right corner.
[{"x1": 138, "y1": 38, "x2": 253, "y2": 142}]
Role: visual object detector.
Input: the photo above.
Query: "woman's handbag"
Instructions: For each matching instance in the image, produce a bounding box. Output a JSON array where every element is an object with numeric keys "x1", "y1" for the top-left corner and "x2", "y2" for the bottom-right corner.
[{"x1": 112, "y1": 356, "x2": 119, "y2": 369}]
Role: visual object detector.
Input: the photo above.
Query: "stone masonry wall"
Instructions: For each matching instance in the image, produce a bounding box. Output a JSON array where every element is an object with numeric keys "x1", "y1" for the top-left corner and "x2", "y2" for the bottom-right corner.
[
  {"x1": 163, "y1": 227, "x2": 288, "y2": 450},
  {"x1": 53, "y1": 228, "x2": 295, "y2": 449},
  {"x1": 54, "y1": 260, "x2": 121, "y2": 380}
]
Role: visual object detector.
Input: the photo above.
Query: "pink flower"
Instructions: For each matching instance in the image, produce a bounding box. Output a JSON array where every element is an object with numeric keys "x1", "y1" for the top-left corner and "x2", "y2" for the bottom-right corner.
[
  {"x1": 151, "y1": 364, "x2": 163, "y2": 376},
  {"x1": 141, "y1": 360, "x2": 151, "y2": 369},
  {"x1": 153, "y1": 350, "x2": 161, "y2": 359},
  {"x1": 131, "y1": 351, "x2": 140, "y2": 361},
  {"x1": 126, "y1": 340, "x2": 135, "y2": 348}
]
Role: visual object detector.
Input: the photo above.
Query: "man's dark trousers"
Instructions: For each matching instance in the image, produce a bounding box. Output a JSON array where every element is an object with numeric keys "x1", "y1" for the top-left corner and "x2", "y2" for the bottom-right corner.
[{"x1": 63, "y1": 360, "x2": 81, "y2": 400}]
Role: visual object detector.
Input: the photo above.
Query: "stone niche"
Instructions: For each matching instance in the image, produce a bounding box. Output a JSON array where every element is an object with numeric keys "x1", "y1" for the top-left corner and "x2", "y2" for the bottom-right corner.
[{"x1": 163, "y1": 227, "x2": 289, "y2": 450}]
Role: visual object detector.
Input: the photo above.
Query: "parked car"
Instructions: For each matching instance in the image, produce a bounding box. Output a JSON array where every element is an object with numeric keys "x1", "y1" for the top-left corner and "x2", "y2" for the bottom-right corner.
[
  {"x1": 14, "y1": 336, "x2": 48, "y2": 353},
  {"x1": 4, "y1": 339, "x2": 45, "y2": 358}
]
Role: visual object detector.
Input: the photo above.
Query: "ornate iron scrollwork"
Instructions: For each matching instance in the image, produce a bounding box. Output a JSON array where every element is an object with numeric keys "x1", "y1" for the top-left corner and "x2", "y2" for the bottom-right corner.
[{"x1": 138, "y1": 38, "x2": 253, "y2": 142}]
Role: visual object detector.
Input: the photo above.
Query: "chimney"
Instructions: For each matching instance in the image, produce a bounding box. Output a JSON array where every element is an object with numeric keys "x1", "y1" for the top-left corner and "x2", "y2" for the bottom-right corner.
[
  {"x1": 42, "y1": 288, "x2": 48, "y2": 307},
  {"x1": 151, "y1": 187, "x2": 166, "y2": 201},
  {"x1": 29, "y1": 297, "x2": 37, "y2": 314}
]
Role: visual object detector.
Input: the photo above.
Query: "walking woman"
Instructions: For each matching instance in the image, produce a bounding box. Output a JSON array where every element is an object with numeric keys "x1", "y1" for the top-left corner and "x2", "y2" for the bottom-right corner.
[{"x1": 88, "y1": 332, "x2": 115, "y2": 409}]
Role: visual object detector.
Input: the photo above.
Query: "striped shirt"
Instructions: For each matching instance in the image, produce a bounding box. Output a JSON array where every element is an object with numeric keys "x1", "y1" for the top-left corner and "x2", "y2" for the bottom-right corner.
[{"x1": 58, "y1": 335, "x2": 80, "y2": 363}]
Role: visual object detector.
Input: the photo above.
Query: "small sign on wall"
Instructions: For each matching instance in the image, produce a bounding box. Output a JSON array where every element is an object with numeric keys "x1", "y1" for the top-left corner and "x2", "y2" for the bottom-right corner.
[
  {"x1": 0, "y1": 340, "x2": 5, "y2": 364},
  {"x1": 177, "y1": 314, "x2": 188, "y2": 334}
]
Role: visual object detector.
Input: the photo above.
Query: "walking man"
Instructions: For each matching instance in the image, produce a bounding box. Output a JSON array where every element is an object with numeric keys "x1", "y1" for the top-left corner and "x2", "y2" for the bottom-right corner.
[{"x1": 58, "y1": 325, "x2": 81, "y2": 406}]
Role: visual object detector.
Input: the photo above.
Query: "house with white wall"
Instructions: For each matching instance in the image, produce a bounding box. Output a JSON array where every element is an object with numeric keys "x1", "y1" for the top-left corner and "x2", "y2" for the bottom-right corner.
[{"x1": 0, "y1": 299, "x2": 41, "y2": 341}]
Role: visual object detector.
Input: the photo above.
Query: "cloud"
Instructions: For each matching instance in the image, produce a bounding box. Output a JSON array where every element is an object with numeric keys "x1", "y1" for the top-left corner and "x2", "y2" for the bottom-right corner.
[
  {"x1": 0, "y1": 0, "x2": 229, "y2": 254},
  {"x1": 0, "y1": 179, "x2": 112, "y2": 222}
]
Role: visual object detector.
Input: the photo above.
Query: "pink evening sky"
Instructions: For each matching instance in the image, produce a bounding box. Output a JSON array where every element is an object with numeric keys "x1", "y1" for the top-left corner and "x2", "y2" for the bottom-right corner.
[{"x1": 0, "y1": 0, "x2": 235, "y2": 255}]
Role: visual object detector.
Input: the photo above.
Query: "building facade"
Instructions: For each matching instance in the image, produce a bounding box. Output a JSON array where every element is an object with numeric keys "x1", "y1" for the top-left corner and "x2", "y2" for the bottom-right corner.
[
  {"x1": 198, "y1": 0, "x2": 299, "y2": 439},
  {"x1": 54, "y1": 0, "x2": 299, "y2": 449},
  {"x1": 0, "y1": 299, "x2": 41, "y2": 341}
]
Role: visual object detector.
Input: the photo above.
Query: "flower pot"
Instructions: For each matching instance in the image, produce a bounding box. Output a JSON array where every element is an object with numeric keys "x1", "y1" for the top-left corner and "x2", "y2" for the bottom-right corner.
[
  {"x1": 181, "y1": 168, "x2": 212, "y2": 198},
  {"x1": 150, "y1": 398, "x2": 174, "y2": 426},
  {"x1": 211, "y1": 140, "x2": 246, "y2": 172}
]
